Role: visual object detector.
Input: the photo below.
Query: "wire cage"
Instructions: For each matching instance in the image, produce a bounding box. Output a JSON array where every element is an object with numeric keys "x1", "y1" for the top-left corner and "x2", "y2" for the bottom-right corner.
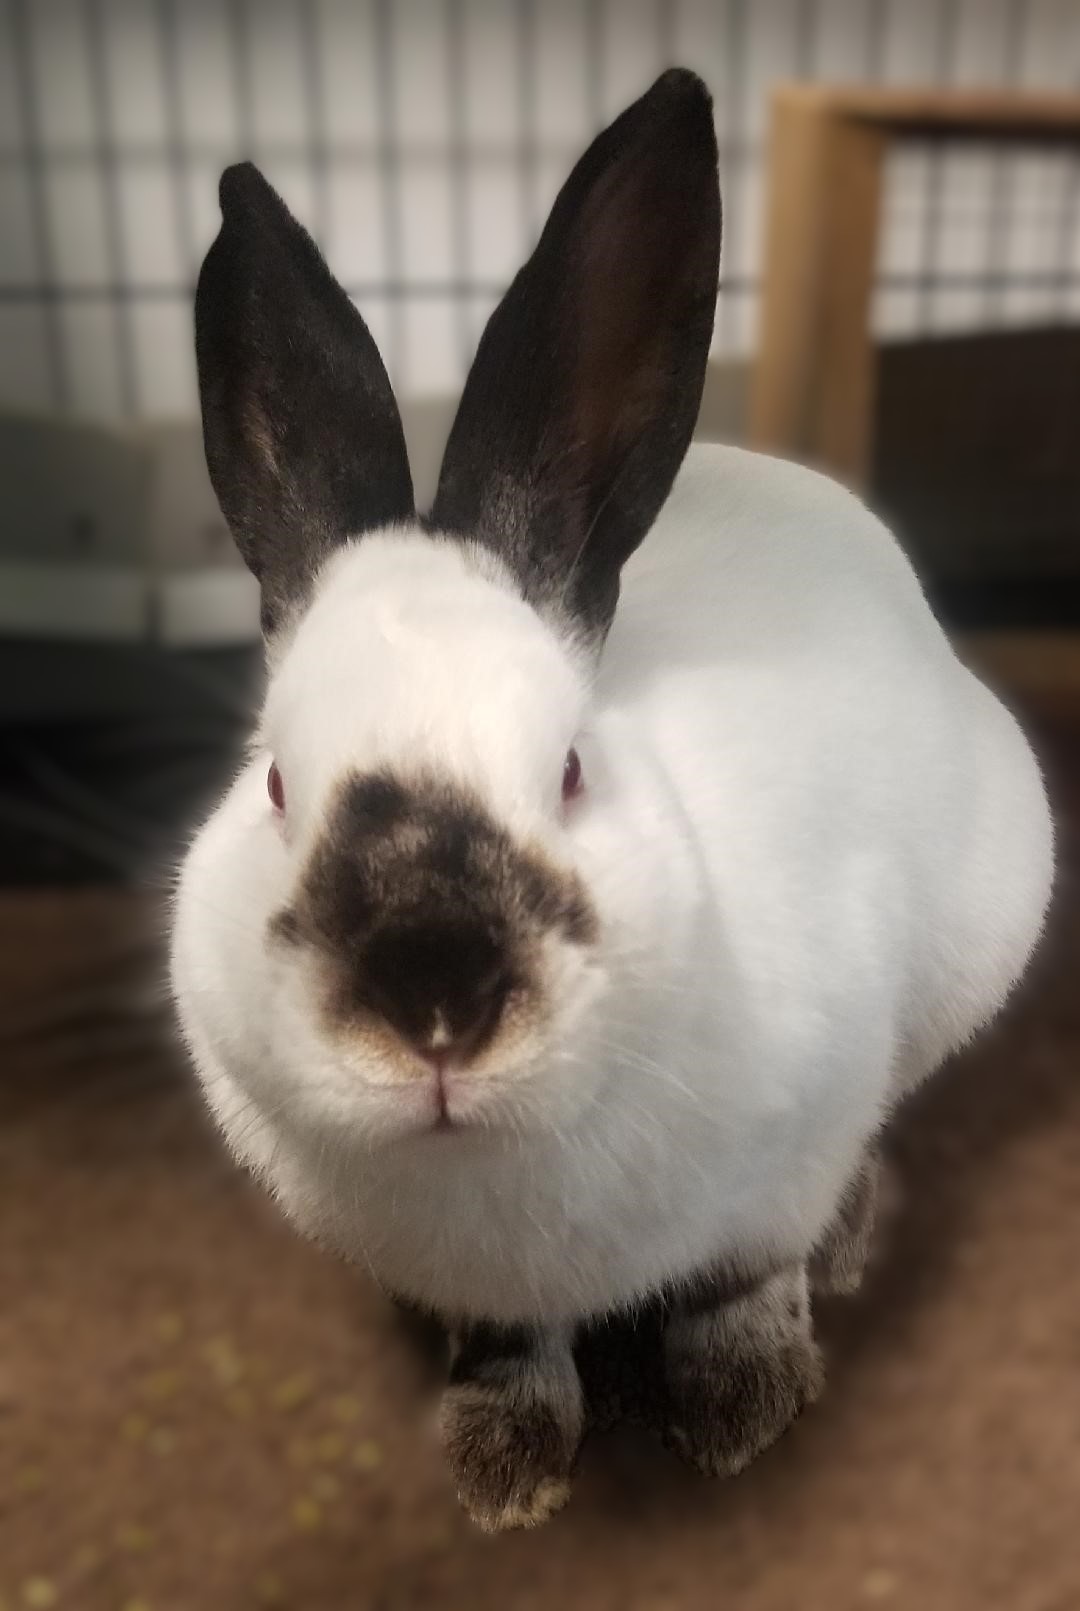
[
  {"x1": 4, "y1": 0, "x2": 1080, "y2": 420},
  {"x1": 3, "y1": 0, "x2": 1080, "y2": 885}
]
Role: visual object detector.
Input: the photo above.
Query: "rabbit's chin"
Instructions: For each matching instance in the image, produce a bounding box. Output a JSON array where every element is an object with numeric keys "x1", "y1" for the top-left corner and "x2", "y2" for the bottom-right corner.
[
  {"x1": 211, "y1": 1046, "x2": 604, "y2": 1211},
  {"x1": 262, "y1": 1053, "x2": 589, "y2": 1151}
]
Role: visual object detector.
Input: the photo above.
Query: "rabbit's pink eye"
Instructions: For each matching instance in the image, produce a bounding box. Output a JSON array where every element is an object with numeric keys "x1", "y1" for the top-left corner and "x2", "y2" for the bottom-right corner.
[
  {"x1": 562, "y1": 747, "x2": 583, "y2": 802},
  {"x1": 268, "y1": 762, "x2": 285, "y2": 813}
]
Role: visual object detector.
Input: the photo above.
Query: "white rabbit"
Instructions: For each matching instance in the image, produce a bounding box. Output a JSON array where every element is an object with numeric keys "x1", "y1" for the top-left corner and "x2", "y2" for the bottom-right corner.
[{"x1": 171, "y1": 69, "x2": 1053, "y2": 1531}]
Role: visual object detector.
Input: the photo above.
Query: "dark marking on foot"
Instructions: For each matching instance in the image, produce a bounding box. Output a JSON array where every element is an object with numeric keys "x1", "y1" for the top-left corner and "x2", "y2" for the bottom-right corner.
[
  {"x1": 439, "y1": 1321, "x2": 583, "y2": 1531},
  {"x1": 662, "y1": 1265, "x2": 824, "y2": 1477}
]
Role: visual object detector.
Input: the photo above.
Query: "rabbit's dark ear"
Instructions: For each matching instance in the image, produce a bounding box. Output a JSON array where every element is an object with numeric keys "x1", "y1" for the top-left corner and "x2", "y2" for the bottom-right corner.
[
  {"x1": 428, "y1": 68, "x2": 720, "y2": 648},
  {"x1": 195, "y1": 163, "x2": 414, "y2": 636}
]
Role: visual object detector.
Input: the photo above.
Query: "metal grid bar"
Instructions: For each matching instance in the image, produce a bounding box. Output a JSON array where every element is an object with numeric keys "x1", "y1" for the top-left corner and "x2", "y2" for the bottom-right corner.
[
  {"x1": 157, "y1": 0, "x2": 198, "y2": 283},
  {"x1": 84, "y1": 0, "x2": 138, "y2": 413},
  {"x1": 8, "y1": 0, "x2": 68, "y2": 408},
  {"x1": 4, "y1": 269, "x2": 1076, "y2": 306},
  {"x1": 226, "y1": 0, "x2": 256, "y2": 155},
  {"x1": 298, "y1": 0, "x2": 330, "y2": 248},
  {"x1": 865, "y1": 0, "x2": 889, "y2": 80},
  {"x1": 1054, "y1": 159, "x2": 1080, "y2": 320},
  {"x1": 445, "y1": 0, "x2": 473, "y2": 367},
  {"x1": 718, "y1": 0, "x2": 747, "y2": 351},
  {"x1": 982, "y1": 0, "x2": 1025, "y2": 323},
  {"x1": 795, "y1": 0, "x2": 820, "y2": 79},
  {"x1": 516, "y1": 0, "x2": 540, "y2": 247},
  {"x1": 584, "y1": 0, "x2": 604, "y2": 129},
  {"x1": 917, "y1": 0, "x2": 961, "y2": 328},
  {"x1": 656, "y1": 0, "x2": 675, "y2": 67},
  {"x1": 0, "y1": 137, "x2": 767, "y2": 166},
  {"x1": 373, "y1": 0, "x2": 404, "y2": 381}
]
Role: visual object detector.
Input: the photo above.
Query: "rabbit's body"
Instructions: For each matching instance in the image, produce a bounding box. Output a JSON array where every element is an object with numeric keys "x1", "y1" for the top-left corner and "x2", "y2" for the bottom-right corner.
[
  {"x1": 173, "y1": 442, "x2": 1052, "y2": 1328},
  {"x1": 607, "y1": 443, "x2": 1052, "y2": 1107},
  {"x1": 172, "y1": 72, "x2": 1053, "y2": 1525}
]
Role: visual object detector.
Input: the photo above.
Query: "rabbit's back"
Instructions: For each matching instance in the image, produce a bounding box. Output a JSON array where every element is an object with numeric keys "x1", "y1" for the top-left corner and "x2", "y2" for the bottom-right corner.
[{"x1": 603, "y1": 444, "x2": 1053, "y2": 1093}]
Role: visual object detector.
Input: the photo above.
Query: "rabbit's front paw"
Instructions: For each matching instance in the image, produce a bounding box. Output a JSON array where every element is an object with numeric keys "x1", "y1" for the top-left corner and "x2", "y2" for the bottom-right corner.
[
  {"x1": 438, "y1": 1322, "x2": 583, "y2": 1531},
  {"x1": 663, "y1": 1265, "x2": 824, "y2": 1477},
  {"x1": 439, "y1": 1382, "x2": 579, "y2": 1531}
]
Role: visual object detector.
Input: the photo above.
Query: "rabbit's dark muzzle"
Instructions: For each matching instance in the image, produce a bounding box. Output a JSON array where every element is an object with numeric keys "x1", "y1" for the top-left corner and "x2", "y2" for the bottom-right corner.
[{"x1": 269, "y1": 767, "x2": 597, "y2": 1063}]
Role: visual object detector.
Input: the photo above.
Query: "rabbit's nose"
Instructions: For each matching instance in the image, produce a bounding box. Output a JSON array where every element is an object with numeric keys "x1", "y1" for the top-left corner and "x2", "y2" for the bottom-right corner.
[
  {"x1": 406, "y1": 992, "x2": 508, "y2": 1076},
  {"x1": 361, "y1": 918, "x2": 513, "y2": 1070}
]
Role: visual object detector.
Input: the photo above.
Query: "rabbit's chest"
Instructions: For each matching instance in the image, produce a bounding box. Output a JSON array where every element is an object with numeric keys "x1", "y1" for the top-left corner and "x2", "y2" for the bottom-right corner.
[{"x1": 281, "y1": 1096, "x2": 862, "y2": 1325}]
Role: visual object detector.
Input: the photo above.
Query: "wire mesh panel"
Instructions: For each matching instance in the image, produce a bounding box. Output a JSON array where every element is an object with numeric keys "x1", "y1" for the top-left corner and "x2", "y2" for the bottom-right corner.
[{"x1": 3, "y1": 0, "x2": 1080, "y2": 418}]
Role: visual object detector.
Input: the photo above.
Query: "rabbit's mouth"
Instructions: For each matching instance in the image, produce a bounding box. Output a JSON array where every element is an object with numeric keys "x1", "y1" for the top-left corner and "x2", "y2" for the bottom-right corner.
[{"x1": 329, "y1": 1054, "x2": 557, "y2": 1145}]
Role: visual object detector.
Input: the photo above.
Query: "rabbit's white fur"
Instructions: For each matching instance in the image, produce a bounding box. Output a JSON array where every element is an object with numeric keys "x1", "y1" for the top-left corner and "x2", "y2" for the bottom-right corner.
[{"x1": 171, "y1": 443, "x2": 1053, "y2": 1325}]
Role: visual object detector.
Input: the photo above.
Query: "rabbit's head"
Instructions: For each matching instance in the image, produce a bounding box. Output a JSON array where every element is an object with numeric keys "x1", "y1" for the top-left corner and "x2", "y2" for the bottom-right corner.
[{"x1": 188, "y1": 69, "x2": 720, "y2": 1146}]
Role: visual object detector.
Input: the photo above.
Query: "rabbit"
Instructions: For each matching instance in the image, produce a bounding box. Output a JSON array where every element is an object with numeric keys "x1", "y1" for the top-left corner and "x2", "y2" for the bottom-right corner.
[{"x1": 170, "y1": 68, "x2": 1054, "y2": 1531}]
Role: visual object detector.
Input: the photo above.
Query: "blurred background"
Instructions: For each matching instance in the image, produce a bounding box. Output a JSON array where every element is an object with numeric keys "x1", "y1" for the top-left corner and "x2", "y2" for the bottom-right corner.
[{"x1": 2, "y1": 3, "x2": 1079, "y2": 1609}]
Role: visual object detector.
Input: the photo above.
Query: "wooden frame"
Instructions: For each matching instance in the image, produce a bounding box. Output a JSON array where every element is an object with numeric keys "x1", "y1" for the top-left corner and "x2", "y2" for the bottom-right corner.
[{"x1": 750, "y1": 86, "x2": 1080, "y2": 489}]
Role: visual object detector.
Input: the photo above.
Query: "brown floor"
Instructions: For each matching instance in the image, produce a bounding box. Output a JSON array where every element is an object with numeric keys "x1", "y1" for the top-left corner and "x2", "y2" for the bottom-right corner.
[{"x1": 1, "y1": 710, "x2": 1079, "y2": 1611}]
